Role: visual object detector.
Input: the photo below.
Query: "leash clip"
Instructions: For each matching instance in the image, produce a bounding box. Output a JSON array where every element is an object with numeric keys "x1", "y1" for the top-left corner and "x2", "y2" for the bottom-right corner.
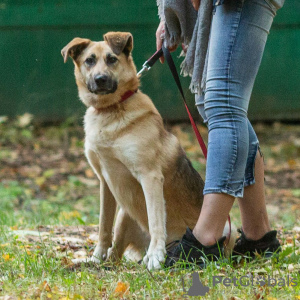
[
  {"x1": 137, "y1": 48, "x2": 163, "y2": 76},
  {"x1": 137, "y1": 62, "x2": 151, "y2": 76}
]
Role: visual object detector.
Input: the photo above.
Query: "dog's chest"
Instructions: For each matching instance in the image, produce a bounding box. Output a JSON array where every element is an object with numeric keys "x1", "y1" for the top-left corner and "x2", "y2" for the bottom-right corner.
[
  {"x1": 85, "y1": 129, "x2": 144, "y2": 214},
  {"x1": 84, "y1": 108, "x2": 147, "y2": 162},
  {"x1": 84, "y1": 109, "x2": 142, "y2": 177},
  {"x1": 85, "y1": 114, "x2": 120, "y2": 148}
]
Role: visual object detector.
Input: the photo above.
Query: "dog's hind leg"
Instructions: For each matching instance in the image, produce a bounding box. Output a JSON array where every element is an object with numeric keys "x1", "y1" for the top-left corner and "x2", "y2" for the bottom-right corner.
[{"x1": 107, "y1": 208, "x2": 150, "y2": 262}]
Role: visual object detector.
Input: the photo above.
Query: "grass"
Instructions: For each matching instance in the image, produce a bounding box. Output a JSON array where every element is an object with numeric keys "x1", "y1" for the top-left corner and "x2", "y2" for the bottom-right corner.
[
  {"x1": 1, "y1": 222, "x2": 300, "y2": 299},
  {"x1": 0, "y1": 180, "x2": 99, "y2": 227},
  {"x1": 0, "y1": 117, "x2": 300, "y2": 299}
]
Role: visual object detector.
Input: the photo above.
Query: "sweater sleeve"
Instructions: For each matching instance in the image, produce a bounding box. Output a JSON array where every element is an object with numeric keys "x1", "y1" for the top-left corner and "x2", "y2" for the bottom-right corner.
[{"x1": 157, "y1": 0, "x2": 165, "y2": 21}]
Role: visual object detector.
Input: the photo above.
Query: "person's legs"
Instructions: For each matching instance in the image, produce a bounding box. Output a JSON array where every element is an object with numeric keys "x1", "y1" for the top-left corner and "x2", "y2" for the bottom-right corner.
[
  {"x1": 232, "y1": 122, "x2": 280, "y2": 257},
  {"x1": 238, "y1": 121, "x2": 271, "y2": 240},
  {"x1": 192, "y1": 193, "x2": 234, "y2": 245},
  {"x1": 194, "y1": 0, "x2": 277, "y2": 246},
  {"x1": 239, "y1": 150, "x2": 271, "y2": 239},
  {"x1": 193, "y1": 121, "x2": 272, "y2": 245},
  {"x1": 165, "y1": 0, "x2": 280, "y2": 266}
]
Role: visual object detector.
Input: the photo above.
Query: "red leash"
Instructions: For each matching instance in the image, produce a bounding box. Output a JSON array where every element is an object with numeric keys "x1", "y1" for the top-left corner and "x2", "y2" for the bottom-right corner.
[
  {"x1": 138, "y1": 47, "x2": 207, "y2": 158},
  {"x1": 138, "y1": 46, "x2": 231, "y2": 245},
  {"x1": 161, "y1": 45, "x2": 207, "y2": 159}
]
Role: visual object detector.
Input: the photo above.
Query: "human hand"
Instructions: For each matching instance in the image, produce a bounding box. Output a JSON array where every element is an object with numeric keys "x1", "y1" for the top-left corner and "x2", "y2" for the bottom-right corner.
[
  {"x1": 156, "y1": 21, "x2": 178, "y2": 63},
  {"x1": 191, "y1": 0, "x2": 200, "y2": 11}
]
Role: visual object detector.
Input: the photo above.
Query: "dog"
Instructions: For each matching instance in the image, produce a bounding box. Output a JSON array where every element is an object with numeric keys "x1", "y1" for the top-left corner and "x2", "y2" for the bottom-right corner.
[{"x1": 61, "y1": 32, "x2": 234, "y2": 270}]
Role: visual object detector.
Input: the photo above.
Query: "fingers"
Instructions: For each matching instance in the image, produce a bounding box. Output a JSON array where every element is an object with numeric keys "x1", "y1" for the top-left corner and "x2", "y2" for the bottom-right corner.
[
  {"x1": 169, "y1": 45, "x2": 178, "y2": 52},
  {"x1": 156, "y1": 21, "x2": 165, "y2": 63},
  {"x1": 191, "y1": 0, "x2": 200, "y2": 11},
  {"x1": 156, "y1": 21, "x2": 179, "y2": 63}
]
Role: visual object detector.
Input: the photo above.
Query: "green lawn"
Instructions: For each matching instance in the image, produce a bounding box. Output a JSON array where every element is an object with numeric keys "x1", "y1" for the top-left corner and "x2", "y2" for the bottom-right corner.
[
  {"x1": 0, "y1": 221, "x2": 299, "y2": 299},
  {"x1": 0, "y1": 117, "x2": 300, "y2": 299}
]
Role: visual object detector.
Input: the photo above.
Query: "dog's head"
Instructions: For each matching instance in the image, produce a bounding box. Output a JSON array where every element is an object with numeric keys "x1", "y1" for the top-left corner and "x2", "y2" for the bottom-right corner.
[{"x1": 61, "y1": 32, "x2": 138, "y2": 109}]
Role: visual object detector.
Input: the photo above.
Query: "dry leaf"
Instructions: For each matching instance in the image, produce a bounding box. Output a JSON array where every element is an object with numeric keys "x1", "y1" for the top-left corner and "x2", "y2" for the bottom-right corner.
[
  {"x1": 61, "y1": 257, "x2": 74, "y2": 268},
  {"x1": 85, "y1": 169, "x2": 95, "y2": 178},
  {"x1": 2, "y1": 254, "x2": 10, "y2": 261},
  {"x1": 114, "y1": 281, "x2": 129, "y2": 297},
  {"x1": 40, "y1": 281, "x2": 51, "y2": 292}
]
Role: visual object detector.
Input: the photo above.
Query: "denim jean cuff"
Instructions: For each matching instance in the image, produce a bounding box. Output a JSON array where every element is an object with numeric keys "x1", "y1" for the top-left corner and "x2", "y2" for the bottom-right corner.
[{"x1": 203, "y1": 187, "x2": 244, "y2": 198}]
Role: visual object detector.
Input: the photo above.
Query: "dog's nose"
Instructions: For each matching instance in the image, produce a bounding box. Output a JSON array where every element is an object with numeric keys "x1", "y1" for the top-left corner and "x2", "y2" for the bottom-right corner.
[{"x1": 94, "y1": 74, "x2": 108, "y2": 86}]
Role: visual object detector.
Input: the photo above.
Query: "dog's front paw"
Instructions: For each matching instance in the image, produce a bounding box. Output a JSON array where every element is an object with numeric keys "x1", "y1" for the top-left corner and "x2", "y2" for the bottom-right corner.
[
  {"x1": 91, "y1": 243, "x2": 109, "y2": 263},
  {"x1": 143, "y1": 248, "x2": 166, "y2": 270}
]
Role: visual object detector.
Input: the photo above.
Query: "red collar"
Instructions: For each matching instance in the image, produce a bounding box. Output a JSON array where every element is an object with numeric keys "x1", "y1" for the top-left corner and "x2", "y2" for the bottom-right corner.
[
  {"x1": 120, "y1": 89, "x2": 138, "y2": 103},
  {"x1": 95, "y1": 89, "x2": 138, "y2": 112}
]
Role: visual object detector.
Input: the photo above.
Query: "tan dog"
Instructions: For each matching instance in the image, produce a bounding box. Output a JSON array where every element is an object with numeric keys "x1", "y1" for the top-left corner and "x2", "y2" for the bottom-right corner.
[{"x1": 61, "y1": 32, "x2": 234, "y2": 270}]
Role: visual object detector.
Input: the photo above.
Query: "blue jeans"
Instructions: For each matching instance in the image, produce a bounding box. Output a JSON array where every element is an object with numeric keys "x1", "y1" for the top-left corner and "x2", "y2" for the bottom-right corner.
[{"x1": 196, "y1": 0, "x2": 277, "y2": 197}]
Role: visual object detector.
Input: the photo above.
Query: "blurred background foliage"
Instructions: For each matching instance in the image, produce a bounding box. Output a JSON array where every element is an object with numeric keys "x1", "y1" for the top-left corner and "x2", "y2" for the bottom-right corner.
[{"x1": 0, "y1": 0, "x2": 299, "y2": 122}]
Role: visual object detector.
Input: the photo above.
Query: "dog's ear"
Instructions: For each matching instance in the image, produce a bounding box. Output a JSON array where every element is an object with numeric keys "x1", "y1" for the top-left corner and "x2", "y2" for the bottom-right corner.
[
  {"x1": 61, "y1": 38, "x2": 91, "y2": 63},
  {"x1": 103, "y1": 32, "x2": 133, "y2": 56}
]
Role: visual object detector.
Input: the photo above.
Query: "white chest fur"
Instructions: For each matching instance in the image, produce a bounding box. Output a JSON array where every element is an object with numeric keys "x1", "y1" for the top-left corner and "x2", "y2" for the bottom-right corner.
[{"x1": 83, "y1": 106, "x2": 151, "y2": 210}]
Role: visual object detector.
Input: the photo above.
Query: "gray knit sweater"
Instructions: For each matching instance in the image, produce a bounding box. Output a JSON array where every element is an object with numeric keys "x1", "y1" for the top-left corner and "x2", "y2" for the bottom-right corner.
[{"x1": 157, "y1": 0, "x2": 285, "y2": 94}]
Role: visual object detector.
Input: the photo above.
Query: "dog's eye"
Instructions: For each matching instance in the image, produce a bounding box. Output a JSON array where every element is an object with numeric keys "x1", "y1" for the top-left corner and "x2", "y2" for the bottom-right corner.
[
  {"x1": 106, "y1": 55, "x2": 118, "y2": 65},
  {"x1": 85, "y1": 57, "x2": 96, "y2": 66}
]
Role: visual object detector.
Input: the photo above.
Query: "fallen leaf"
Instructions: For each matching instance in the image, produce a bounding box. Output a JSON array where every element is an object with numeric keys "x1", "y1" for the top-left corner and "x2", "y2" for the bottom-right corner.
[
  {"x1": 61, "y1": 257, "x2": 74, "y2": 268},
  {"x1": 2, "y1": 254, "x2": 11, "y2": 261},
  {"x1": 85, "y1": 169, "x2": 95, "y2": 178},
  {"x1": 288, "y1": 159, "x2": 296, "y2": 168},
  {"x1": 114, "y1": 281, "x2": 129, "y2": 298}
]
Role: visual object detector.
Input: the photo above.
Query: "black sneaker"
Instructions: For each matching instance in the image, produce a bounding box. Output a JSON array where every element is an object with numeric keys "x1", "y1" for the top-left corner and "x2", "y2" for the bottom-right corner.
[
  {"x1": 233, "y1": 229, "x2": 281, "y2": 258},
  {"x1": 165, "y1": 227, "x2": 226, "y2": 268}
]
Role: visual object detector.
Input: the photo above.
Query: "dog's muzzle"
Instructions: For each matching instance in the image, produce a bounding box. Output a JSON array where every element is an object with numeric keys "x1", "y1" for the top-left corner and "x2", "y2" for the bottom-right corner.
[{"x1": 88, "y1": 74, "x2": 118, "y2": 95}]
